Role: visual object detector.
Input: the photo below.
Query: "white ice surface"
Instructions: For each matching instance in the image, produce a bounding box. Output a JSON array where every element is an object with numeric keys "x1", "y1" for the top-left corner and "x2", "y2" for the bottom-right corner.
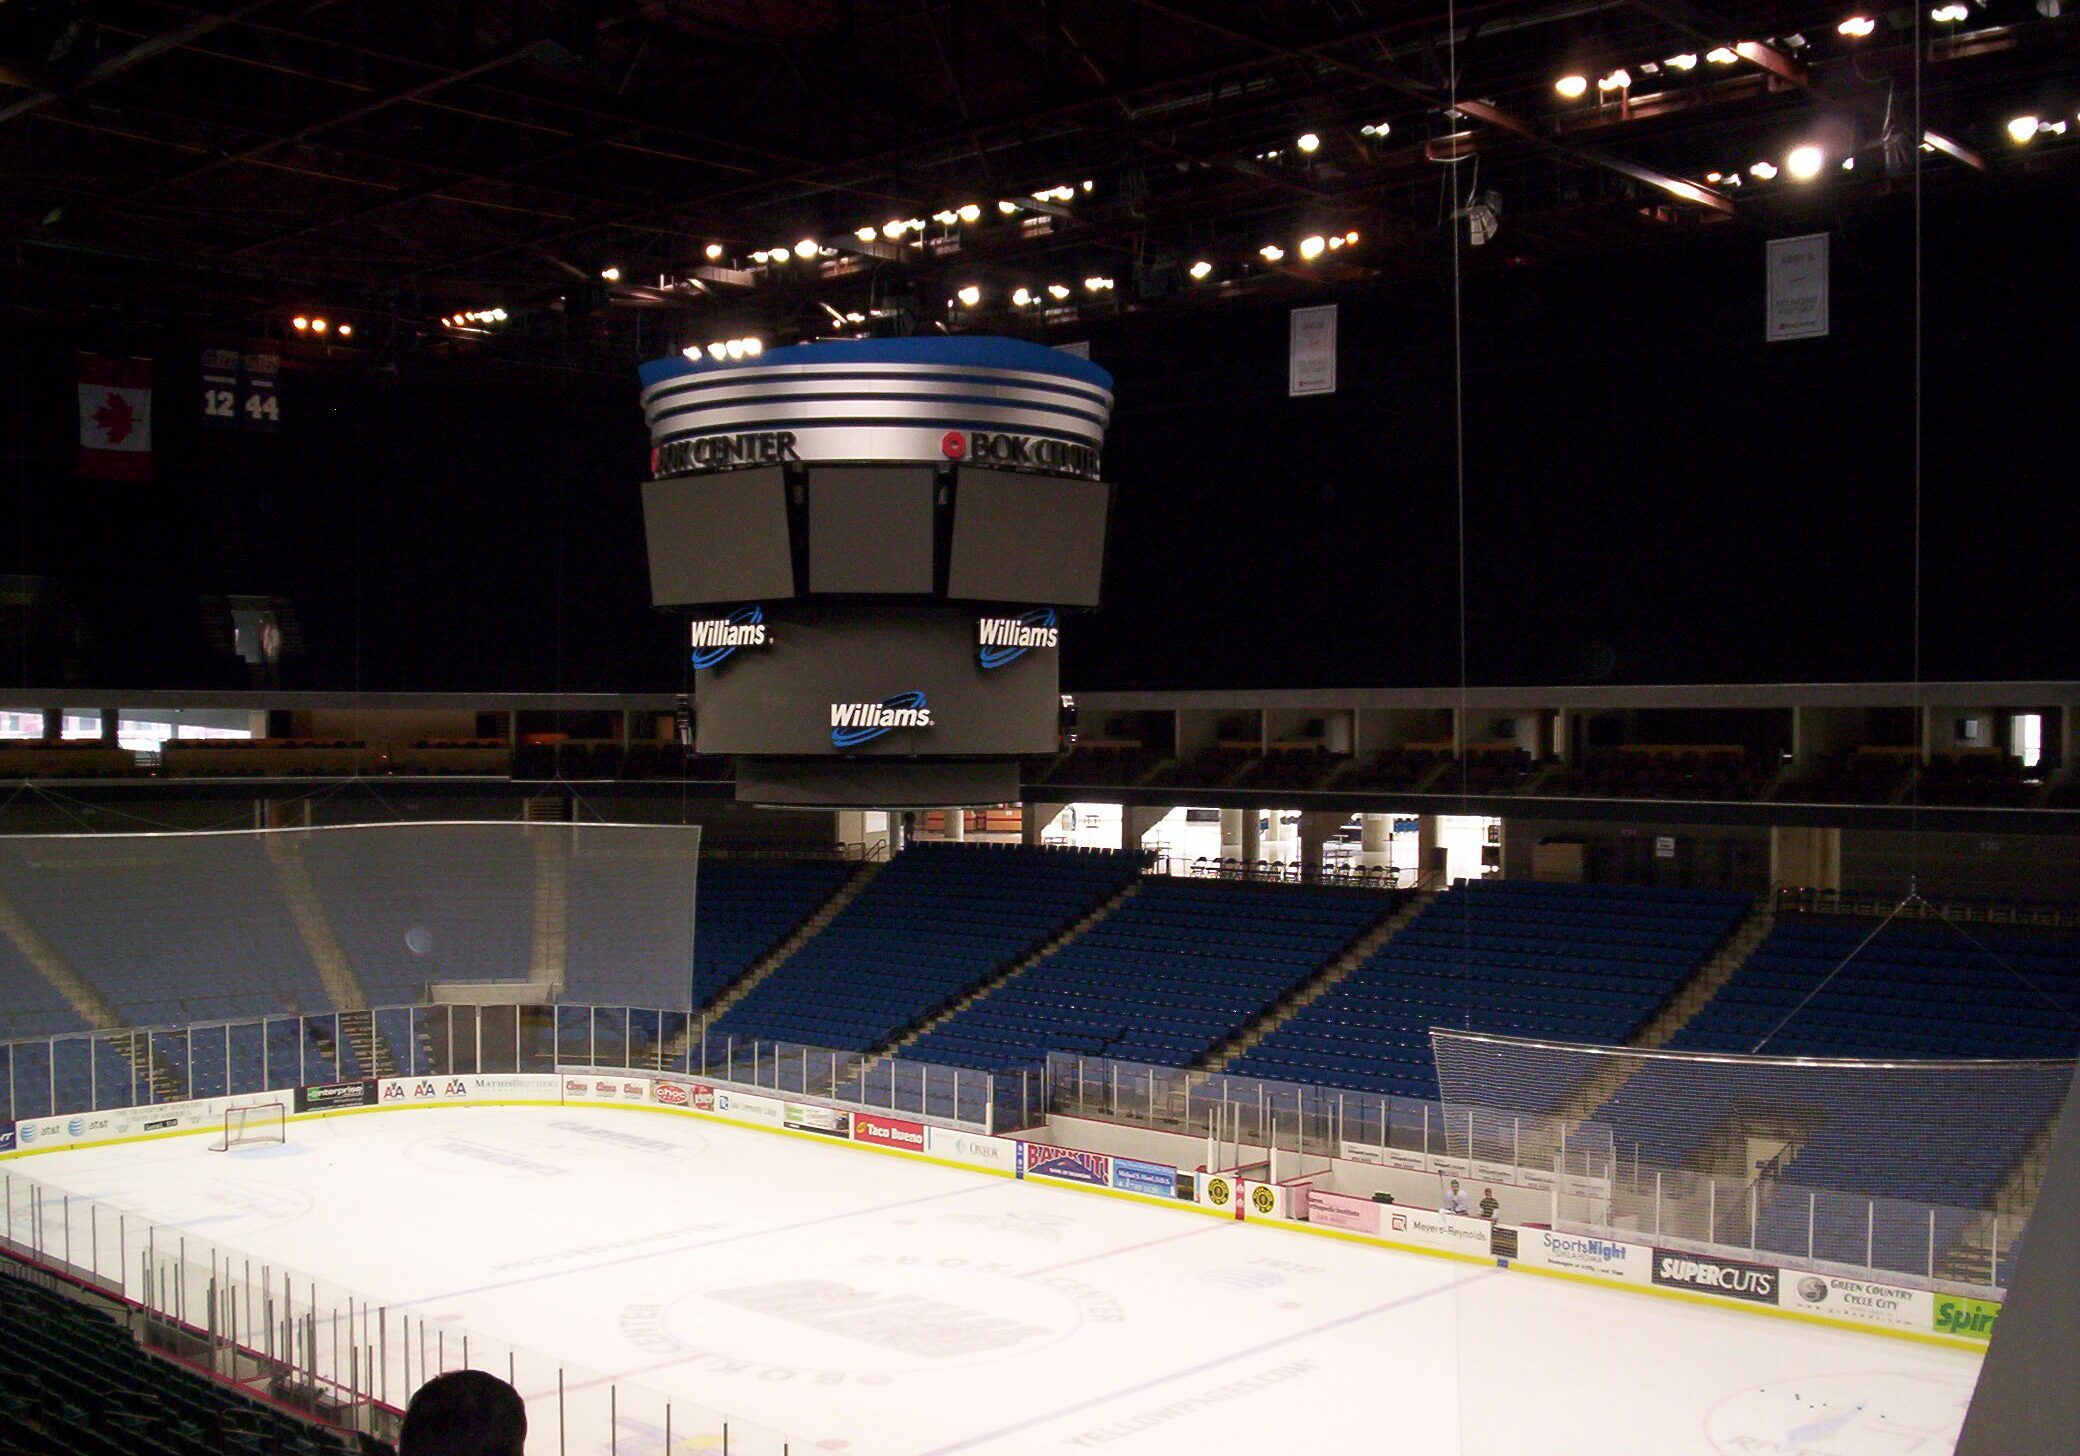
[{"x1": 8, "y1": 1105, "x2": 1981, "y2": 1456}]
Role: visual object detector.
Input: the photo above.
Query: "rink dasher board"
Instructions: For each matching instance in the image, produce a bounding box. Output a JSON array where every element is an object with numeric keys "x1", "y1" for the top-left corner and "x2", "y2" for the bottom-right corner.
[{"x1": 0, "y1": 1070, "x2": 1997, "y2": 1352}]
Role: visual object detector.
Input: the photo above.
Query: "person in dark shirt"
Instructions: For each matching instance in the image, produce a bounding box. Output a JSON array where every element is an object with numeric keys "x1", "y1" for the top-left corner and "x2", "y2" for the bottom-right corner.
[
  {"x1": 399, "y1": 1371, "x2": 527, "y2": 1456},
  {"x1": 1479, "y1": 1188, "x2": 1501, "y2": 1220}
]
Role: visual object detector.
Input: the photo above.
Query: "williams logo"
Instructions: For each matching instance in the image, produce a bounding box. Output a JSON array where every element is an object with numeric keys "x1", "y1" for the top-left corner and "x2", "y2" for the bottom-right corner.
[
  {"x1": 831, "y1": 691, "x2": 932, "y2": 749},
  {"x1": 691, "y1": 606, "x2": 767, "y2": 670},
  {"x1": 978, "y1": 609, "x2": 1059, "y2": 669}
]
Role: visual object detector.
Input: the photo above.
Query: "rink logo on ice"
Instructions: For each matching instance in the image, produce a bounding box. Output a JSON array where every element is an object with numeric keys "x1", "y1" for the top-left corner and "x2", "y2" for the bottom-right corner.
[
  {"x1": 1706, "y1": 1372, "x2": 1972, "y2": 1455},
  {"x1": 707, "y1": 1278, "x2": 1054, "y2": 1358},
  {"x1": 1022, "y1": 1141, "x2": 1111, "y2": 1186},
  {"x1": 1652, "y1": 1250, "x2": 1778, "y2": 1304}
]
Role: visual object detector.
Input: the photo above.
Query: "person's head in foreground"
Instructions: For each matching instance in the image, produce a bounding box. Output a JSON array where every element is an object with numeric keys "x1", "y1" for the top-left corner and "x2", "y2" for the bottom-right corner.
[{"x1": 400, "y1": 1370, "x2": 528, "y2": 1456}]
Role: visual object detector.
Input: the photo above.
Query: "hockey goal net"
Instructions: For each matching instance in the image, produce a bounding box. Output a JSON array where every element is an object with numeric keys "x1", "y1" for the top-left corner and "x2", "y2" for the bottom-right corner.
[{"x1": 209, "y1": 1102, "x2": 287, "y2": 1152}]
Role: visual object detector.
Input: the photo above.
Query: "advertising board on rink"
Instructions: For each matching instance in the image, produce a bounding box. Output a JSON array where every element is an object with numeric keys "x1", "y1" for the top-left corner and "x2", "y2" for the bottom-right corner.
[
  {"x1": 925, "y1": 1126, "x2": 1018, "y2": 1171},
  {"x1": 1651, "y1": 1249, "x2": 1779, "y2": 1304},
  {"x1": 1780, "y1": 1273, "x2": 1930, "y2": 1332},
  {"x1": 1304, "y1": 1189, "x2": 1492, "y2": 1256},
  {"x1": 784, "y1": 1104, "x2": 853, "y2": 1138},
  {"x1": 294, "y1": 1080, "x2": 376, "y2": 1113},
  {"x1": 1110, "y1": 1156, "x2": 1179, "y2": 1199},
  {"x1": 713, "y1": 1090, "x2": 784, "y2": 1126},
  {"x1": 649, "y1": 1079, "x2": 714, "y2": 1112},
  {"x1": 852, "y1": 1112, "x2": 927, "y2": 1152},
  {"x1": 1020, "y1": 1140, "x2": 1111, "y2": 1186},
  {"x1": 1515, "y1": 1229, "x2": 1649, "y2": 1282}
]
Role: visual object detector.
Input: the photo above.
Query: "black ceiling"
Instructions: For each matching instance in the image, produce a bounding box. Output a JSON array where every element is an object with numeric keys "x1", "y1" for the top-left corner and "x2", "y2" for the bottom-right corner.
[{"x1": 2, "y1": 0, "x2": 2074, "y2": 368}]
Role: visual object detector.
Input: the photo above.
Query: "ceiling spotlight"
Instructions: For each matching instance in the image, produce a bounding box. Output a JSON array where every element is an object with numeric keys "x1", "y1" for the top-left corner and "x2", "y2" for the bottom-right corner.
[
  {"x1": 1667, "y1": 53, "x2": 1699, "y2": 70},
  {"x1": 1842, "y1": 156, "x2": 1856, "y2": 169},
  {"x1": 1344, "y1": 230, "x2": 1360, "y2": 245},
  {"x1": 1083, "y1": 276, "x2": 1114, "y2": 292},
  {"x1": 1012, "y1": 287, "x2": 1033, "y2": 307},
  {"x1": 998, "y1": 200, "x2": 1021, "y2": 214},
  {"x1": 1837, "y1": 15, "x2": 1876, "y2": 35},
  {"x1": 310, "y1": 317, "x2": 329, "y2": 333},
  {"x1": 1260, "y1": 244, "x2": 1285, "y2": 262},
  {"x1": 682, "y1": 345, "x2": 702, "y2": 361},
  {"x1": 1188, "y1": 260, "x2": 1213, "y2": 279},
  {"x1": 933, "y1": 209, "x2": 959, "y2": 226},
  {"x1": 1080, "y1": 179, "x2": 1094, "y2": 192},
  {"x1": 292, "y1": 316, "x2": 309, "y2": 331},
  {"x1": 794, "y1": 238, "x2": 819, "y2": 259},
  {"x1": 337, "y1": 323, "x2": 352, "y2": 337},
  {"x1": 491, "y1": 308, "x2": 506, "y2": 321},
  {"x1": 844, "y1": 312, "x2": 865, "y2": 324},
  {"x1": 851, "y1": 227, "x2": 873, "y2": 243},
  {"x1": 1327, "y1": 234, "x2": 1344, "y2": 249},
  {"x1": 1298, "y1": 235, "x2": 1327, "y2": 260},
  {"x1": 1360, "y1": 121, "x2": 1392, "y2": 137},
  {"x1": 1555, "y1": 74, "x2": 1589, "y2": 98},
  {"x1": 707, "y1": 342, "x2": 728, "y2": 360},
  {"x1": 1047, "y1": 284, "x2": 1071, "y2": 300},
  {"x1": 1598, "y1": 68, "x2": 1632, "y2": 91},
  {"x1": 882, "y1": 219, "x2": 905, "y2": 239},
  {"x1": 1706, "y1": 46, "x2": 1739, "y2": 63},
  {"x1": 1786, "y1": 145, "x2": 1825, "y2": 178},
  {"x1": 904, "y1": 218, "x2": 926, "y2": 233},
  {"x1": 1750, "y1": 160, "x2": 1779, "y2": 179},
  {"x1": 958, "y1": 203, "x2": 982, "y2": 222},
  {"x1": 600, "y1": 266, "x2": 620, "y2": 282},
  {"x1": 741, "y1": 337, "x2": 762, "y2": 356},
  {"x1": 1296, "y1": 132, "x2": 1321, "y2": 153},
  {"x1": 1930, "y1": 3, "x2": 1968, "y2": 19},
  {"x1": 2006, "y1": 114, "x2": 2041, "y2": 142},
  {"x1": 1706, "y1": 171, "x2": 1723, "y2": 182},
  {"x1": 724, "y1": 339, "x2": 745, "y2": 360},
  {"x1": 956, "y1": 285, "x2": 982, "y2": 306},
  {"x1": 705, "y1": 243, "x2": 724, "y2": 260}
]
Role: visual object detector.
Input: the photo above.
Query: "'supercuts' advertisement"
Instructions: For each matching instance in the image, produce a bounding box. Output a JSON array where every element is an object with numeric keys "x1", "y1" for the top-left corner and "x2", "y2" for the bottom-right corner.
[{"x1": 1652, "y1": 1249, "x2": 1779, "y2": 1304}]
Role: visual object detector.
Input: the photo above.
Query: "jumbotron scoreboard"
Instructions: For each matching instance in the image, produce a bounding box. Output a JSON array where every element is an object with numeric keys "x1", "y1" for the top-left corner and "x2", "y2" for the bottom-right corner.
[{"x1": 637, "y1": 337, "x2": 1113, "y2": 806}]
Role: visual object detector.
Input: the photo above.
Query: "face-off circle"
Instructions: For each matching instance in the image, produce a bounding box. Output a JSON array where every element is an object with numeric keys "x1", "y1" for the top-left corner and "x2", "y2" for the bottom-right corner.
[{"x1": 1705, "y1": 1371, "x2": 1972, "y2": 1453}]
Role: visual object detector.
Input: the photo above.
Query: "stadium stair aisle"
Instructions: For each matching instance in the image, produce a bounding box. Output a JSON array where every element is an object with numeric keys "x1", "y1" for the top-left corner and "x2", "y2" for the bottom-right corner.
[
  {"x1": 1229, "y1": 879, "x2": 1754, "y2": 1099},
  {"x1": 0, "y1": 1272, "x2": 368, "y2": 1456},
  {"x1": 709, "y1": 844, "x2": 1143, "y2": 1051},
  {"x1": 689, "y1": 858, "x2": 857, "y2": 1008},
  {"x1": 896, "y1": 877, "x2": 1396, "y2": 1070}
]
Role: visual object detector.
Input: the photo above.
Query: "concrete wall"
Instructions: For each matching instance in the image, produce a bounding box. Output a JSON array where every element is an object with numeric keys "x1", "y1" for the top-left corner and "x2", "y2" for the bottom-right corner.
[
  {"x1": 1500, "y1": 817, "x2": 1770, "y2": 893},
  {"x1": 1840, "y1": 829, "x2": 2080, "y2": 900}
]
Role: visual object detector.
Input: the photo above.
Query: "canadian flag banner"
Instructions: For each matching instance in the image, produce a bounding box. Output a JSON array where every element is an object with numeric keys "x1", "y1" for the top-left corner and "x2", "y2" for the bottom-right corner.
[{"x1": 77, "y1": 353, "x2": 154, "y2": 481}]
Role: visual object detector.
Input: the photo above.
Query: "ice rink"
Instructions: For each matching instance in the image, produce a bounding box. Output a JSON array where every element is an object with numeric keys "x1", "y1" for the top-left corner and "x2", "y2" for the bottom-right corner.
[{"x1": 10, "y1": 1104, "x2": 1982, "y2": 1456}]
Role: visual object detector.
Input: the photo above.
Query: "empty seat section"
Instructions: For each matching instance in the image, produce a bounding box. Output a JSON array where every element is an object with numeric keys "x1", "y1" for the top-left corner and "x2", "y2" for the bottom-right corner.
[
  {"x1": 905, "y1": 879, "x2": 1395, "y2": 1070},
  {"x1": 711, "y1": 844, "x2": 1143, "y2": 1050},
  {"x1": 1669, "y1": 916, "x2": 2080, "y2": 1061},
  {"x1": 689, "y1": 860, "x2": 852, "y2": 1007},
  {"x1": 1233, "y1": 879, "x2": 1752, "y2": 1099},
  {"x1": 0, "y1": 836, "x2": 326, "y2": 1030}
]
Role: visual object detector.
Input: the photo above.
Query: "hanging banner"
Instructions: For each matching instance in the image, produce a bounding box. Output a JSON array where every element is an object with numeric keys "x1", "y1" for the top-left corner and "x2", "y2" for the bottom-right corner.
[
  {"x1": 201, "y1": 345, "x2": 282, "y2": 432},
  {"x1": 1765, "y1": 234, "x2": 1829, "y2": 341},
  {"x1": 77, "y1": 354, "x2": 154, "y2": 480},
  {"x1": 1288, "y1": 304, "x2": 1338, "y2": 396}
]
